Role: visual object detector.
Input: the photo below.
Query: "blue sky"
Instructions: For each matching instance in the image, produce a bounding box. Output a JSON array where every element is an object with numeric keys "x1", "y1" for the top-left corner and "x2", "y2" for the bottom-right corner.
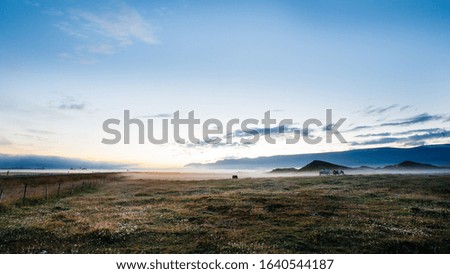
[{"x1": 1, "y1": 0, "x2": 449, "y2": 168}]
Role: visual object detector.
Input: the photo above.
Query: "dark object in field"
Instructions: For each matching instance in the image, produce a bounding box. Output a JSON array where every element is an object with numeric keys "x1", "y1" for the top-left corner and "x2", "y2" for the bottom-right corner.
[
  {"x1": 232, "y1": 175, "x2": 238, "y2": 179},
  {"x1": 320, "y1": 169, "x2": 345, "y2": 176},
  {"x1": 332, "y1": 169, "x2": 345, "y2": 175}
]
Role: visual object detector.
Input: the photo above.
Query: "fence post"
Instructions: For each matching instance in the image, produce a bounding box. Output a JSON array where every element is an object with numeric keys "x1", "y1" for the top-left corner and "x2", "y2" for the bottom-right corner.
[
  {"x1": 45, "y1": 184, "x2": 48, "y2": 202},
  {"x1": 22, "y1": 183, "x2": 28, "y2": 204},
  {"x1": 0, "y1": 188, "x2": 3, "y2": 203},
  {"x1": 57, "y1": 182, "x2": 62, "y2": 198},
  {"x1": 71, "y1": 183, "x2": 74, "y2": 194}
]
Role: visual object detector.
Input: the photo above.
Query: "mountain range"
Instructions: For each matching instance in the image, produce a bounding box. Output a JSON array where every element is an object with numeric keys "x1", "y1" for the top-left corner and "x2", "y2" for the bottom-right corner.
[
  {"x1": 186, "y1": 144, "x2": 450, "y2": 170},
  {"x1": 270, "y1": 160, "x2": 443, "y2": 173}
]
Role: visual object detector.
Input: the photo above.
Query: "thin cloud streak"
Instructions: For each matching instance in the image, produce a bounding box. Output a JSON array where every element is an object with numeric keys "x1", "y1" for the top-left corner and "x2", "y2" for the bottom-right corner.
[
  {"x1": 380, "y1": 113, "x2": 442, "y2": 127},
  {"x1": 348, "y1": 113, "x2": 447, "y2": 132},
  {"x1": 366, "y1": 104, "x2": 398, "y2": 115},
  {"x1": 352, "y1": 129, "x2": 450, "y2": 146},
  {"x1": 138, "y1": 113, "x2": 173, "y2": 118},
  {"x1": 27, "y1": 129, "x2": 54, "y2": 135},
  {"x1": 230, "y1": 125, "x2": 308, "y2": 138},
  {"x1": 355, "y1": 132, "x2": 391, "y2": 138},
  {"x1": 354, "y1": 128, "x2": 445, "y2": 138},
  {"x1": 363, "y1": 104, "x2": 412, "y2": 116}
]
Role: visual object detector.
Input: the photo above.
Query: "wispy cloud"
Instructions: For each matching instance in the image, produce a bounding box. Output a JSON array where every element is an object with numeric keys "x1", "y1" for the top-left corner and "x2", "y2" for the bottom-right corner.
[
  {"x1": 27, "y1": 129, "x2": 54, "y2": 135},
  {"x1": 395, "y1": 128, "x2": 443, "y2": 136},
  {"x1": 0, "y1": 153, "x2": 133, "y2": 169},
  {"x1": 365, "y1": 104, "x2": 399, "y2": 115},
  {"x1": 0, "y1": 137, "x2": 12, "y2": 146},
  {"x1": 346, "y1": 125, "x2": 372, "y2": 132},
  {"x1": 354, "y1": 128, "x2": 444, "y2": 138},
  {"x1": 355, "y1": 132, "x2": 391, "y2": 138},
  {"x1": 137, "y1": 113, "x2": 172, "y2": 118},
  {"x1": 59, "y1": 103, "x2": 85, "y2": 110},
  {"x1": 348, "y1": 112, "x2": 447, "y2": 132},
  {"x1": 380, "y1": 113, "x2": 442, "y2": 127},
  {"x1": 361, "y1": 104, "x2": 413, "y2": 119},
  {"x1": 400, "y1": 105, "x2": 412, "y2": 111},
  {"x1": 14, "y1": 133, "x2": 45, "y2": 142},
  {"x1": 352, "y1": 129, "x2": 450, "y2": 146},
  {"x1": 229, "y1": 124, "x2": 307, "y2": 138},
  {"x1": 352, "y1": 137, "x2": 400, "y2": 146},
  {"x1": 70, "y1": 6, "x2": 157, "y2": 45},
  {"x1": 185, "y1": 140, "x2": 252, "y2": 148},
  {"x1": 56, "y1": 97, "x2": 86, "y2": 111},
  {"x1": 182, "y1": 125, "x2": 310, "y2": 148},
  {"x1": 52, "y1": 1, "x2": 158, "y2": 63},
  {"x1": 407, "y1": 130, "x2": 449, "y2": 141}
]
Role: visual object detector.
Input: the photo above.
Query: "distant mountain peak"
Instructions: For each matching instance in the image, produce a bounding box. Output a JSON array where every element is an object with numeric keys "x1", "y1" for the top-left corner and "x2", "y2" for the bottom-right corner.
[
  {"x1": 384, "y1": 160, "x2": 437, "y2": 169},
  {"x1": 270, "y1": 168, "x2": 298, "y2": 173},
  {"x1": 299, "y1": 160, "x2": 348, "y2": 172}
]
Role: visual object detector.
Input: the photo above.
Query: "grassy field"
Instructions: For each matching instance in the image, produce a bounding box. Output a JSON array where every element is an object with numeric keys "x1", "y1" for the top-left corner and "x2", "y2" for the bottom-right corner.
[{"x1": 0, "y1": 173, "x2": 449, "y2": 253}]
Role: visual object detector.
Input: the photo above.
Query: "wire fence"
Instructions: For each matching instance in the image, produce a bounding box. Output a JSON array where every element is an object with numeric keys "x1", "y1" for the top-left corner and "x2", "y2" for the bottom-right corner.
[{"x1": 0, "y1": 173, "x2": 110, "y2": 205}]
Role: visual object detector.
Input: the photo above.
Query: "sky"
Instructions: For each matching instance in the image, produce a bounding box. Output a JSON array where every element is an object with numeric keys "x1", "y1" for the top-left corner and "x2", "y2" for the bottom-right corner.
[{"x1": 0, "y1": 0, "x2": 449, "y2": 168}]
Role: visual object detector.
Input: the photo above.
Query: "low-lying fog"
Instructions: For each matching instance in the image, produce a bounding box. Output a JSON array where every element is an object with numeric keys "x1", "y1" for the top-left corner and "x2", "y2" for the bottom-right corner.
[{"x1": 2, "y1": 168, "x2": 450, "y2": 181}]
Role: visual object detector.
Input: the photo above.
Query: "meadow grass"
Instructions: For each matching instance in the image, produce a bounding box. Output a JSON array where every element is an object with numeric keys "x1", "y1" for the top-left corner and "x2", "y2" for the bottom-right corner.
[{"x1": 0, "y1": 173, "x2": 448, "y2": 253}]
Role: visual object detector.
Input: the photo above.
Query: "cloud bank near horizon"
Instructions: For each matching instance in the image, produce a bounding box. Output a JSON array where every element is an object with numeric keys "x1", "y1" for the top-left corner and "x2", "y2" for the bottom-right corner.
[{"x1": 0, "y1": 154, "x2": 133, "y2": 170}]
